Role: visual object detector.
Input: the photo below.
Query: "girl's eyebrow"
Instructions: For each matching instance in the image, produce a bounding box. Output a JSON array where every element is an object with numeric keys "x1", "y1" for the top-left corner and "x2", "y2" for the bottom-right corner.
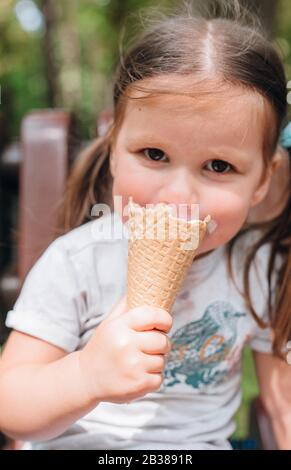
[{"x1": 125, "y1": 135, "x2": 162, "y2": 146}]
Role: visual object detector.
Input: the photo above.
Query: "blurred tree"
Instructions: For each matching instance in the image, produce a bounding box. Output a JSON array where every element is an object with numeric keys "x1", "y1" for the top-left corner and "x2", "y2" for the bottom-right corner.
[
  {"x1": 51, "y1": 0, "x2": 177, "y2": 137},
  {"x1": 275, "y1": 0, "x2": 291, "y2": 82},
  {"x1": 0, "y1": 0, "x2": 289, "y2": 139},
  {"x1": 0, "y1": 0, "x2": 49, "y2": 137},
  {"x1": 40, "y1": 0, "x2": 59, "y2": 107}
]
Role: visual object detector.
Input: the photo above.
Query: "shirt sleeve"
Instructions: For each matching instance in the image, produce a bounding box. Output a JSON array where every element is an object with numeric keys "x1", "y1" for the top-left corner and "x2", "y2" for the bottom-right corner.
[{"x1": 5, "y1": 238, "x2": 82, "y2": 353}]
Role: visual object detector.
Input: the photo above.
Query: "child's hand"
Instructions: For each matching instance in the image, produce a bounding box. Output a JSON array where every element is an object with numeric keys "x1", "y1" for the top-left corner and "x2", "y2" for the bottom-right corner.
[{"x1": 78, "y1": 296, "x2": 172, "y2": 404}]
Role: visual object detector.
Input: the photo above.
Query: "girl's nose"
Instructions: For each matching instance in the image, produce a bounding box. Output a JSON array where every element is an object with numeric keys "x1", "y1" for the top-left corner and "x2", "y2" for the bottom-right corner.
[{"x1": 157, "y1": 168, "x2": 200, "y2": 220}]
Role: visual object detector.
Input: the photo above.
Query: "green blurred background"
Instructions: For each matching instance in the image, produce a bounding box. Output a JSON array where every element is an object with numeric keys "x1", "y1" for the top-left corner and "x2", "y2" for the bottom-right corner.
[
  {"x1": 0, "y1": 0, "x2": 290, "y2": 442},
  {"x1": 1, "y1": 0, "x2": 291, "y2": 140}
]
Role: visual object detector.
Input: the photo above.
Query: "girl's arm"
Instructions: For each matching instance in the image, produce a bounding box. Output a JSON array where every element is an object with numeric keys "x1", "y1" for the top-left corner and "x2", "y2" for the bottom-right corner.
[
  {"x1": 0, "y1": 331, "x2": 99, "y2": 442},
  {"x1": 253, "y1": 350, "x2": 291, "y2": 450},
  {"x1": 0, "y1": 298, "x2": 172, "y2": 443}
]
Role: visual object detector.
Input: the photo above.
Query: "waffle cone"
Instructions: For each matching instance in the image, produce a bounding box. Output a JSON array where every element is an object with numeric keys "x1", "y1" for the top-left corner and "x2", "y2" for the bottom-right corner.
[{"x1": 126, "y1": 198, "x2": 211, "y2": 312}]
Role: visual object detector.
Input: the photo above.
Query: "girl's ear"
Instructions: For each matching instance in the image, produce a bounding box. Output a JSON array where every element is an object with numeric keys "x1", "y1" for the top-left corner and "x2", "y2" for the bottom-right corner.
[
  {"x1": 251, "y1": 151, "x2": 286, "y2": 207},
  {"x1": 248, "y1": 149, "x2": 289, "y2": 222},
  {"x1": 250, "y1": 154, "x2": 281, "y2": 208},
  {"x1": 250, "y1": 175, "x2": 272, "y2": 207}
]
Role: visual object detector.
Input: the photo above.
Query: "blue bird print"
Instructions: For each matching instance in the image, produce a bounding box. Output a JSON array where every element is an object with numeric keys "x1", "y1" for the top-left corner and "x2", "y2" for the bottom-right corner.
[{"x1": 163, "y1": 301, "x2": 245, "y2": 389}]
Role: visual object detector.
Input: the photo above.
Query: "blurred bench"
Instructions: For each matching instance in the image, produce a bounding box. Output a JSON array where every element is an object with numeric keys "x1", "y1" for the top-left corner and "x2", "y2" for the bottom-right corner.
[
  {"x1": 0, "y1": 109, "x2": 287, "y2": 450},
  {"x1": 0, "y1": 111, "x2": 73, "y2": 333}
]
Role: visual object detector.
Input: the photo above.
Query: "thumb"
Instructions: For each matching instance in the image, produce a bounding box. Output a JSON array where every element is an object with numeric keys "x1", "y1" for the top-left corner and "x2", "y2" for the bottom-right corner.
[{"x1": 108, "y1": 294, "x2": 128, "y2": 320}]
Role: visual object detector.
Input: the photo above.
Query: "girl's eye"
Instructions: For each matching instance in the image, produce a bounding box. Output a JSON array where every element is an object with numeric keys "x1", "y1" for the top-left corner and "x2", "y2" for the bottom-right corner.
[
  {"x1": 206, "y1": 159, "x2": 233, "y2": 174},
  {"x1": 143, "y1": 148, "x2": 168, "y2": 162},
  {"x1": 140, "y1": 150, "x2": 233, "y2": 173}
]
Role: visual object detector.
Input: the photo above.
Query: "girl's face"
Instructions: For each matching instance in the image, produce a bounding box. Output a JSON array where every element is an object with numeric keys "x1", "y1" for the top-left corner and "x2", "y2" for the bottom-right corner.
[{"x1": 110, "y1": 80, "x2": 274, "y2": 256}]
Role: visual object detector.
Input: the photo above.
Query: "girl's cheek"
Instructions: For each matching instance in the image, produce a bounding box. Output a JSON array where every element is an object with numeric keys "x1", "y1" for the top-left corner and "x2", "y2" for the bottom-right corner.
[
  {"x1": 203, "y1": 194, "x2": 251, "y2": 247},
  {"x1": 112, "y1": 159, "x2": 160, "y2": 204},
  {"x1": 113, "y1": 173, "x2": 153, "y2": 202},
  {"x1": 205, "y1": 189, "x2": 251, "y2": 222},
  {"x1": 112, "y1": 169, "x2": 158, "y2": 222},
  {"x1": 209, "y1": 189, "x2": 251, "y2": 225}
]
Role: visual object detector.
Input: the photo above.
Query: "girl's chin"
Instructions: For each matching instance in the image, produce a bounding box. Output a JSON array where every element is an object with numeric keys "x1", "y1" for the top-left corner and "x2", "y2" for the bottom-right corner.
[{"x1": 194, "y1": 243, "x2": 218, "y2": 260}]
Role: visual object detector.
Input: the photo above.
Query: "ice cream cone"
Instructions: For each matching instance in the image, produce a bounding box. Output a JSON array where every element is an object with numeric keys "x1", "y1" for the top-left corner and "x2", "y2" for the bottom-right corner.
[{"x1": 126, "y1": 198, "x2": 211, "y2": 312}]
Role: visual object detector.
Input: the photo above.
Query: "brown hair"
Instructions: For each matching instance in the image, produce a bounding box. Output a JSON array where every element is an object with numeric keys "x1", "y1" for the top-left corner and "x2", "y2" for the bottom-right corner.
[{"x1": 58, "y1": 1, "x2": 290, "y2": 358}]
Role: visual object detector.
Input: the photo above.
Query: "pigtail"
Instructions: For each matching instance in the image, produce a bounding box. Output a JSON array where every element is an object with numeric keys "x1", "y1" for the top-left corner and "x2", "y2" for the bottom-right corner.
[
  {"x1": 55, "y1": 130, "x2": 113, "y2": 236},
  {"x1": 227, "y1": 148, "x2": 291, "y2": 358},
  {"x1": 246, "y1": 148, "x2": 291, "y2": 357},
  {"x1": 269, "y1": 151, "x2": 291, "y2": 356}
]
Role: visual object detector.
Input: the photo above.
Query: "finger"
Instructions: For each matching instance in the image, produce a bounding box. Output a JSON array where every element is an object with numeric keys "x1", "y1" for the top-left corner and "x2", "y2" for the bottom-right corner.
[
  {"x1": 108, "y1": 295, "x2": 128, "y2": 320},
  {"x1": 145, "y1": 372, "x2": 163, "y2": 391},
  {"x1": 128, "y1": 306, "x2": 173, "y2": 333},
  {"x1": 138, "y1": 331, "x2": 171, "y2": 355},
  {"x1": 144, "y1": 354, "x2": 166, "y2": 373}
]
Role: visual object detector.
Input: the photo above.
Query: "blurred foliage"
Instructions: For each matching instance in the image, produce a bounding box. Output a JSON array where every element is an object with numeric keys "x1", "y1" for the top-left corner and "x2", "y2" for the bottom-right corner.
[
  {"x1": 0, "y1": 0, "x2": 177, "y2": 139},
  {"x1": 0, "y1": 0, "x2": 290, "y2": 138},
  {"x1": 0, "y1": 0, "x2": 49, "y2": 138},
  {"x1": 233, "y1": 346, "x2": 259, "y2": 439},
  {"x1": 275, "y1": 0, "x2": 291, "y2": 98}
]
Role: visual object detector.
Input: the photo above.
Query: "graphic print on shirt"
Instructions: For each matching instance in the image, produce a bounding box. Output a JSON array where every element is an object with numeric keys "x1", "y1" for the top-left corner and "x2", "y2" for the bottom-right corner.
[{"x1": 163, "y1": 301, "x2": 245, "y2": 389}]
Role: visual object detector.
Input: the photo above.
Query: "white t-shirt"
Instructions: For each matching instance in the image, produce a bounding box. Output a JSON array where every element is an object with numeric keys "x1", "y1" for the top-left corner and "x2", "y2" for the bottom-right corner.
[{"x1": 5, "y1": 212, "x2": 281, "y2": 450}]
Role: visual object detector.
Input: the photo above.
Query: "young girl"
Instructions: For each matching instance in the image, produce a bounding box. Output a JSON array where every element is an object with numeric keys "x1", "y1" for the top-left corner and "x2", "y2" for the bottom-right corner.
[{"x1": 1, "y1": 2, "x2": 291, "y2": 450}]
